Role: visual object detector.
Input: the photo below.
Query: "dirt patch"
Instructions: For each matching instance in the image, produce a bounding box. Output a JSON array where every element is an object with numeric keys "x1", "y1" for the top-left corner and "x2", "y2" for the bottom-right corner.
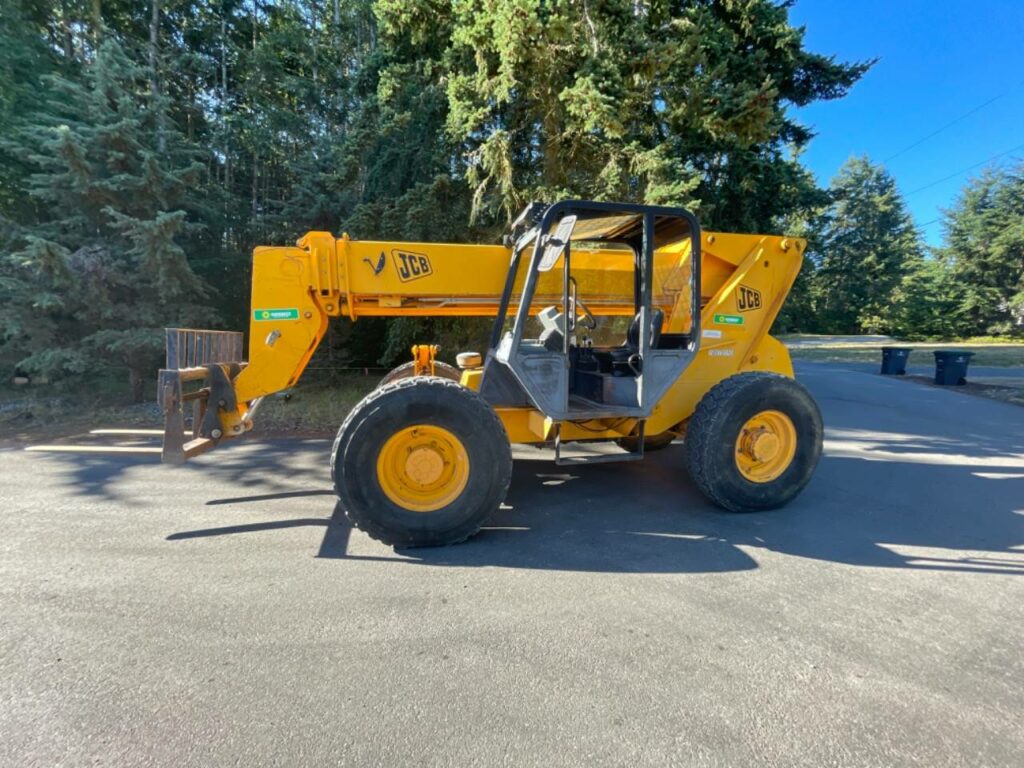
[
  {"x1": 902, "y1": 374, "x2": 1024, "y2": 407},
  {"x1": 0, "y1": 374, "x2": 380, "y2": 448}
]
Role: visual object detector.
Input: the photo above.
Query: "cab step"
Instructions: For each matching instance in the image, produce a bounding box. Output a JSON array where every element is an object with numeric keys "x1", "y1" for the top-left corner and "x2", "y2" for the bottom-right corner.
[{"x1": 554, "y1": 422, "x2": 645, "y2": 466}]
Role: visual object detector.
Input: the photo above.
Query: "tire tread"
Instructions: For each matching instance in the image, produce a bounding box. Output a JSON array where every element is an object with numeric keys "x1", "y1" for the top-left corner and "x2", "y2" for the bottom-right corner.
[
  {"x1": 331, "y1": 376, "x2": 512, "y2": 546},
  {"x1": 684, "y1": 372, "x2": 821, "y2": 512}
]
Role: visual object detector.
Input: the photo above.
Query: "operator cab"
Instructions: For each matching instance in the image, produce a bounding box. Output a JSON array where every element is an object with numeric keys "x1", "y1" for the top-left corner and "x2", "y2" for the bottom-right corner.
[{"x1": 480, "y1": 200, "x2": 701, "y2": 422}]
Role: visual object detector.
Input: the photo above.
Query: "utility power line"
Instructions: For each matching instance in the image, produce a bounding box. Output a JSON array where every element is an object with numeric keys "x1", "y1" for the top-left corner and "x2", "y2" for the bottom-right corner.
[
  {"x1": 884, "y1": 95, "x2": 1002, "y2": 163},
  {"x1": 904, "y1": 142, "x2": 1024, "y2": 197},
  {"x1": 883, "y1": 80, "x2": 1024, "y2": 164}
]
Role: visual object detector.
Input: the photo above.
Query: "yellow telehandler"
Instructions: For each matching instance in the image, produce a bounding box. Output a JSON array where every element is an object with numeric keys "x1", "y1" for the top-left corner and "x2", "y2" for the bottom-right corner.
[{"x1": 159, "y1": 200, "x2": 822, "y2": 546}]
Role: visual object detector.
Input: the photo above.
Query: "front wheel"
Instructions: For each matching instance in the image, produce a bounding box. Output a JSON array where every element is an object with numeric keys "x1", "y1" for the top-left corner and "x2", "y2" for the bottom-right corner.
[
  {"x1": 379, "y1": 360, "x2": 460, "y2": 387},
  {"x1": 331, "y1": 377, "x2": 512, "y2": 547},
  {"x1": 684, "y1": 373, "x2": 822, "y2": 512}
]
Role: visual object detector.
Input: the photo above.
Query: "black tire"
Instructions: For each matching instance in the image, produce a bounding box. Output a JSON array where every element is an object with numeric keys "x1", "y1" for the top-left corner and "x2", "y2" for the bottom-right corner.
[
  {"x1": 684, "y1": 372, "x2": 822, "y2": 512},
  {"x1": 331, "y1": 377, "x2": 512, "y2": 547},
  {"x1": 616, "y1": 431, "x2": 677, "y2": 453},
  {"x1": 379, "y1": 360, "x2": 460, "y2": 387}
]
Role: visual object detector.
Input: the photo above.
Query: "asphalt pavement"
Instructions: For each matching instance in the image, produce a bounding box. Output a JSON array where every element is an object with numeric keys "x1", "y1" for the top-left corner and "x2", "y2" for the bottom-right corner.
[
  {"x1": 800, "y1": 359, "x2": 1024, "y2": 380},
  {"x1": 2, "y1": 362, "x2": 1023, "y2": 767}
]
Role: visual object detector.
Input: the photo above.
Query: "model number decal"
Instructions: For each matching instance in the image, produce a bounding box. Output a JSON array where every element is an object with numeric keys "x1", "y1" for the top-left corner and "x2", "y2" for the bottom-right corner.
[
  {"x1": 392, "y1": 250, "x2": 433, "y2": 282},
  {"x1": 737, "y1": 285, "x2": 762, "y2": 312}
]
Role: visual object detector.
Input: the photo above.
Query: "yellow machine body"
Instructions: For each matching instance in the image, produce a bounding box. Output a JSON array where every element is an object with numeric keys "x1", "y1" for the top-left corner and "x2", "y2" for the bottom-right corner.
[{"x1": 195, "y1": 228, "x2": 802, "y2": 450}]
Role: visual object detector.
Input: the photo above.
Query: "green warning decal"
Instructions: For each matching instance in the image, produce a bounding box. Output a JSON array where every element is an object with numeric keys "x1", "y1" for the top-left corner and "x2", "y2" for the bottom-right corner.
[
  {"x1": 254, "y1": 308, "x2": 300, "y2": 321},
  {"x1": 713, "y1": 313, "x2": 744, "y2": 326}
]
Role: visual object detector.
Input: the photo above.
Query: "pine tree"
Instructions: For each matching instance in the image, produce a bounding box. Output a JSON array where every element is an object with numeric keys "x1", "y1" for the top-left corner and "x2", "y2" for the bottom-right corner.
[
  {"x1": 770, "y1": 210, "x2": 825, "y2": 333},
  {"x1": 809, "y1": 157, "x2": 922, "y2": 334},
  {"x1": 888, "y1": 253, "x2": 965, "y2": 340},
  {"x1": 0, "y1": 1, "x2": 58, "y2": 224},
  {"x1": 941, "y1": 165, "x2": 1024, "y2": 335},
  {"x1": 404, "y1": 0, "x2": 871, "y2": 230},
  {"x1": 0, "y1": 39, "x2": 216, "y2": 400},
  {"x1": 1, "y1": 1, "x2": 884, "y2": 386}
]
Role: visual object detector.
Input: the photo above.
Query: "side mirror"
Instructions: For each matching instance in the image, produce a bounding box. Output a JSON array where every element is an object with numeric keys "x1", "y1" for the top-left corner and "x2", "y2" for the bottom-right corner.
[{"x1": 539, "y1": 215, "x2": 577, "y2": 272}]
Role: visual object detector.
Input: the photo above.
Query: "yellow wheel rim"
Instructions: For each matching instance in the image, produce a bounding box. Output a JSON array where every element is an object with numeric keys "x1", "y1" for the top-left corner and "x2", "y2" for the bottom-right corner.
[
  {"x1": 734, "y1": 409, "x2": 797, "y2": 484},
  {"x1": 376, "y1": 425, "x2": 470, "y2": 512}
]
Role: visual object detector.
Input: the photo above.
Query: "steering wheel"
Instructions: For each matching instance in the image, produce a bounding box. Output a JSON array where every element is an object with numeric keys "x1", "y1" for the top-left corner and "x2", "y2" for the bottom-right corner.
[{"x1": 570, "y1": 296, "x2": 597, "y2": 330}]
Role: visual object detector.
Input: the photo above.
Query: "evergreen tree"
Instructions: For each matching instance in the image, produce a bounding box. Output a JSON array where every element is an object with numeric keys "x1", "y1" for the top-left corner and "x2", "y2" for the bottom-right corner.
[
  {"x1": 402, "y1": 0, "x2": 871, "y2": 230},
  {"x1": 941, "y1": 165, "x2": 1024, "y2": 335},
  {"x1": 1, "y1": 1, "x2": 890, "y2": 395},
  {"x1": 771, "y1": 210, "x2": 824, "y2": 333},
  {"x1": 0, "y1": 39, "x2": 216, "y2": 400},
  {"x1": 887, "y1": 253, "x2": 965, "y2": 340},
  {"x1": 0, "y1": 1, "x2": 62, "y2": 225},
  {"x1": 809, "y1": 157, "x2": 922, "y2": 334}
]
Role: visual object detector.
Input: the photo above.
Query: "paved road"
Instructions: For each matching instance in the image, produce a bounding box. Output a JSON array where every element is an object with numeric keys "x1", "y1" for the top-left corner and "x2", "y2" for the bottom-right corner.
[
  {"x1": 798, "y1": 359, "x2": 1024, "y2": 380},
  {"x1": 2, "y1": 363, "x2": 1023, "y2": 767}
]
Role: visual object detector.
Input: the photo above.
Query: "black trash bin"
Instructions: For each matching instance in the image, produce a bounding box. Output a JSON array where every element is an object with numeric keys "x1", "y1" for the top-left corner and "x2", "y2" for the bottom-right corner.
[
  {"x1": 933, "y1": 350, "x2": 974, "y2": 385},
  {"x1": 880, "y1": 346, "x2": 912, "y2": 375}
]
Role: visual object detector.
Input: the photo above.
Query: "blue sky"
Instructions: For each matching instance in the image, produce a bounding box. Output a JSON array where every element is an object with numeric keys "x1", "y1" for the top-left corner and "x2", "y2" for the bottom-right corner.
[{"x1": 788, "y1": 0, "x2": 1024, "y2": 246}]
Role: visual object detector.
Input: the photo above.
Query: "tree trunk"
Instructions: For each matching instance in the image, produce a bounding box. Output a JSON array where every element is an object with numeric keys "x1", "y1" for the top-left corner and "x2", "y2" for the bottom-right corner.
[
  {"x1": 310, "y1": 0, "x2": 318, "y2": 86},
  {"x1": 60, "y1": 0, "x2": 74, "y2": 60},
  {"x1": 90, "y1": 0, "x2": 102, "y2": 45},
  {"x1": 541, "y1": 84, "x2": 562, "y2": 190},
  {"x1": 150, "y1": 0, "x2": 166, "y2": 152},
  {"x1": 129, "y1": 366, "x2": 144, "y2": 404},
  {"x1": 252, "y1": 153, "x2": 259, "y2": 218},
  {"x1": 220, "y1": 11, "x2": 228, "y2": 102},
  {"x1": 220, "y1": 10, "x2": 231, "y2": 192}
]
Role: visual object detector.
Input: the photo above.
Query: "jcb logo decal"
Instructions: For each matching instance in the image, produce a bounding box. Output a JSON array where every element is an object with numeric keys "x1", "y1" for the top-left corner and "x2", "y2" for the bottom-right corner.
[
  {"x1": 737, "y1": 285, "x2": 762, "y2": 312},
  {"x1": 392, "y1": 250, "x2": 433, "y2": 282}
]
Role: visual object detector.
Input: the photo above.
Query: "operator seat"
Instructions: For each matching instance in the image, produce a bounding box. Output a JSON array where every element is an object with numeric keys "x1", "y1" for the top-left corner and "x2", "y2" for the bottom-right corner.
[
  {"x1": 539, "y1": 326, "x2": 563, "y2": 352},
  {"x1": 609, "y1": 309, "x2": 663, "y2": 375}
]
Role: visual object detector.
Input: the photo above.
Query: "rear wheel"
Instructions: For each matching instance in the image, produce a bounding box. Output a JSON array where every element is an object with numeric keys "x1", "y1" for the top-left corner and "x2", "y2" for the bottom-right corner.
[
  {"x1": 684, "y1": 373, "x2": 822, "y2": 512},
  {"x1": 379, "y1": 360, "x2": 460, "y2": 387},
  {"x1": 331, "y1": 377, "x2": 512, "y2": 547}
]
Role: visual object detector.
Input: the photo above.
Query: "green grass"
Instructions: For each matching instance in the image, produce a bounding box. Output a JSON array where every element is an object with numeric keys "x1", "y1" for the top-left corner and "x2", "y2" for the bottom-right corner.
[
  {"x1": 778, "y1": 333, "x2": 1022, "y2": 345},
  {"x1": 903, "y1": 374, "x2": 1024, "y2": 406},
  {"x1": 252, "y1": 376, "x2": 379, "y2": 436}
]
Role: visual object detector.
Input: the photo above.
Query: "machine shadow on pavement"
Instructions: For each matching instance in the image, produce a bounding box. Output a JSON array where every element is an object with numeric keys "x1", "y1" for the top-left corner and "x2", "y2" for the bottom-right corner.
[
  {"x1": 163, "y1": 444, "x2": 760, "y2": 575},
  {"x1": 25, "y1": 359, "x2": 1024, "y2": 578},
  {"x1": 156, "y1": 427, "x2": 1024, "y2": 576}
]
